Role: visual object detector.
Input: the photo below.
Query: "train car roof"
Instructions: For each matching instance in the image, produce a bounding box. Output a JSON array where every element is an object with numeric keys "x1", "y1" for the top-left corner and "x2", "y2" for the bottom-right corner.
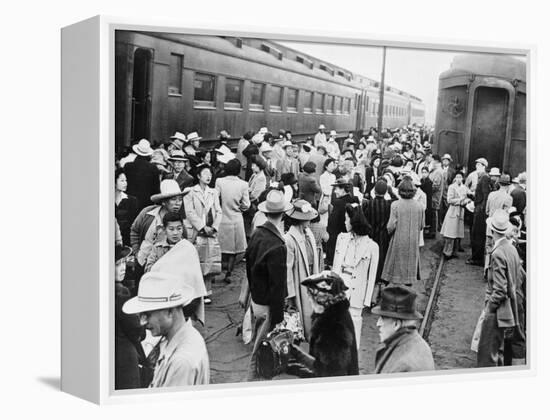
[{"x1": 439, "y1": 54, "x2": 526, "y2": 82}]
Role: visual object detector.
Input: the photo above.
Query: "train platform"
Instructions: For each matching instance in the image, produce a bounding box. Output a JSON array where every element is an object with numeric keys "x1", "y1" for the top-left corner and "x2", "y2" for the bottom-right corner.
[{"x1": 196, "y1": 234, "x2": 486, "y2": 384}]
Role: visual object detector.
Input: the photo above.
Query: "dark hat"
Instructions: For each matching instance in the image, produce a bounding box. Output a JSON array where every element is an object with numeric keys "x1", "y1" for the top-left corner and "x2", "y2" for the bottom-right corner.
[
  {"x1": 499, "y1": 174, "x2": 511, "y2": 186},
  {"x1": 115, "y1": 245, "x2": 132, "y2": 262},
  {"x1": 371, "y1": 286, "x2": 423, "y2": 320},
  {"x1": 251, "y1": 155, "x2": 267, "y2": 171},
  {"x1": 301, "y1": 271, "x2": 348, "y2": 296},
  {"x1": 374, "y1": 179, "x2": 388, "y2": 196},
  {"x1": 302, "y1": 161, "x2": 316, "y2": 174},
  {"x1": 302, "y1": 144, "x2": 312, "y2": 153},
  {"x1": 331, "y1": 178, "x2": 352, "y2": 188},
  {"x1": 281, "y1": 172, "x2": 298, "y2": 186},
  {"x1": 391, "y1": 156, "x2": 403, "y2": 167}
]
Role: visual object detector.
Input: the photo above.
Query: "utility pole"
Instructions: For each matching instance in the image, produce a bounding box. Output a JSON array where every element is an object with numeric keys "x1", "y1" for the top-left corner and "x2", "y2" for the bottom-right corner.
[{"x1": 377, "y1": 46, "x2": 387, "y2": 136}]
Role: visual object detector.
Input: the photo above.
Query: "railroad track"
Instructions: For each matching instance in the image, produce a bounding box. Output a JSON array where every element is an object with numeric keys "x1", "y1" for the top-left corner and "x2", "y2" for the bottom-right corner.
[{"x1": 419, "y1": 255, "x2": 446, "y2": 340}]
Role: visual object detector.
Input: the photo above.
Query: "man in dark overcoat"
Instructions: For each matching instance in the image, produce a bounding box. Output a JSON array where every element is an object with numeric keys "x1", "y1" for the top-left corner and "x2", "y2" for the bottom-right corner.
[
  {"x1": 298, "y1": 161, "x2": 322, "y2": 207},
  {"x1": 125, "y1": 139, "x2": 160, "y2": 211},
  {"x1": 468, "y1": 158, "x2": 492, "y2": 266}
]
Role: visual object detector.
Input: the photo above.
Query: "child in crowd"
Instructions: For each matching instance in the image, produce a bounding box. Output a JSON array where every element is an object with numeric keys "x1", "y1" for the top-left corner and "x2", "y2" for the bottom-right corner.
[{"x1": 145, "y1": 211, "x2": 186, "y2": 272}]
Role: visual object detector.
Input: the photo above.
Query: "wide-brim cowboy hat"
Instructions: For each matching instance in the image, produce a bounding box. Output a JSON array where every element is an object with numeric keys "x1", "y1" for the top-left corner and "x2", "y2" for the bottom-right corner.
[
  {"x1": 122, "y1": 272, "x2": 195, "y2": 315},
  {"x1": 133, "y1": 139, "x2": 154, "y2": 157},
  {"x1": 258, "y1": 189, "x2": 293, "y2": 214},
  {"x1": 475, "y1": 157, "x2": 489, "y2": 167},
  {"x1": 150, "y1": 179, "x2": 190, "y2": 203},
  {"x1": 170, "y1": 132, "x2": 187, "y2": 142},
  {"x1": 371, "y1": 285, "x2": 423, "y2": 320},
  {"x1": 488, "y1": 209, "x2": 512, "y2": 234},
  {"x1": 285, "y1": 199, "x2": 319, "y2": 221},
  {"x1": 115, "y1": 245, "x2": 132, "y2": 262},
  {"x1": 167, "y1": 150, "x2": 189, "y2": 161},
  {"x1": 186, "y1": 132, "x2": 202, "y2": 142}
]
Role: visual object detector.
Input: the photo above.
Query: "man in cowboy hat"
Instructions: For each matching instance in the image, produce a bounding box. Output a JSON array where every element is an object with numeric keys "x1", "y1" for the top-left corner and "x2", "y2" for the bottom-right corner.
[
  {"x1": 372, "y1": 285, "x2": 435, "y2": 373},
  {"x1": 165, "y1": 150, "x2": 194, "y2": 191},
  {"x1": 477, "y1": 209, "x2": 526, "y2": 367},
  {"x1": 467, "y1": 157, "x2": 492, "y2": 266},
  {"x1": 130, "y1": 179, "x2": 189, "y2": 274},
  {"x1": 314, "y1": 124, "x2": 328, "y2": 148},
  {"x1": 123, "y1": 272, "x2": 210, "y2": 386},
  {"x1": 124, "y1": 139, "x2": 160, "y2": 211},
  {"x1": 245, "y1": 189, "x2": 292, "y2": 380}
]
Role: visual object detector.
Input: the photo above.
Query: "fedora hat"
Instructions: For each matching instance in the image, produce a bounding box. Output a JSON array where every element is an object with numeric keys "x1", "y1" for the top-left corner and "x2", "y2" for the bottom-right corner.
[
  {"x1": 371, "y1": 285, "x2": 423, "y2": 320},
  {"x1": 167, "y1": 150, "x2": 188, "y2": 161},
  {"x1": 285, "y1": 199, "x2": 319, "y2": 221},
  {"x1": 115, "y1": 245, "x2": 132, "y2": 262},
  {"x1": 318, "y1": 124, "x2": 326, "y2": 130},
  {"x1": 258, "y1": 189, "x2": 293, "y2": 214},
  {"x1": 170, "y1": 138, "x2": 185, "y2": 150},
  {"x1": 488, "y1": 209, "x2": 512, "y2": 234},
  {"x1": 122, "y1": 271, "x2": 194, "y2": 315},
  {"x1": 489, "y1": 167, "x2": 501, "y2": 177},
  {"x1": 216, "y1": 150, "x2": 236, "y2": 164},
  {"x1": 499, "y1": 174, "x2": 511, "y2": 185},
  {"x1": 301, "y1": 271, "x2": 348, "y2": 296},
  {"x1": 170, "y1": 131, "x2": 187, "y2": 142},
  {"x1": 329, "y1": 130, "x2": 337, "y2": 137},
  {"x1": 187, "y1": 132, "x2": 202, "y2": 142},
  {"x1": 150, "y1": 179, "x2": 187, "y2": 203},
  {"x1": 475, "y1": 157, "x2": 489, "y2": 167},
  {"x1": 442, "y1": 153, "x2": 453, "y2": 162},
  {"x1": 132, "y1": 139, "x2": 154, "y2": 157}
]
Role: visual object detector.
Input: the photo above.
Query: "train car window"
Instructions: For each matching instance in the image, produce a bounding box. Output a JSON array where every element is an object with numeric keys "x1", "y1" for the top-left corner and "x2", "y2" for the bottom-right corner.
[
  {"x1": 224, "y1": 78, "x2": 243, "y2": 109},
  {"x1": 287, "y1": 88, "x2": 298, "y2": 112},
  {"x1": 334, "y1": 96, "x2": 342, "y2": 114},
  {"x1": 345, "y1": 97, "x2": 351, "y2": 114},
  {"x1": 193, "y1": 73, "x2": 216, "y2": 107},
  {"x1": 326, "y1": 95, "x2": 335, "y2": 114},
  {"x1": 314, "y1": 92, "x2": 324, "y2": 113},
  {"x1": 250, "y1": 82, "x2": 265, "y2": 110},
  {"x1": 303, "y1": 91, "x2": 313, "y2": 113},
  {"x1": 168, "y1": 54, "x2": 183, "y2": 95},
  {"x1": 269, "y1": 85, "x2": 283, "y2": 111}
]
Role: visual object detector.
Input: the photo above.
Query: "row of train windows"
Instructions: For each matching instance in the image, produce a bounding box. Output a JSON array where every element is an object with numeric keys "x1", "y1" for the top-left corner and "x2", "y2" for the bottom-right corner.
[{"x1": 365, "y1": 100, "x2": 409, "y2": 118}]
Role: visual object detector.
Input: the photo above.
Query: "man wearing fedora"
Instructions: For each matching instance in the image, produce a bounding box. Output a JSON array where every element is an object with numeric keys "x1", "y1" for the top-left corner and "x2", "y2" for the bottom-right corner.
[
  {"x1": 123, "y1": 272, "x2": 210, "y2": 387},
  {"x1": 477, "y1": 209, "x2": 526, "y2": 367},
  {"x1": 124, "y1": 139, "x2": 161, "y2": 212},
  {"x1": 467, "y1": 157, "x2": 492, "y2": 266},
  {"x1": 372, "y1": 285, "x2": 435, "y2": 374},
  {"x1": 184, "y1": 132, "x2": 202, "y2": 156},
  {"x1": 245, "y1": 189, "x2": 292, "y2": 380},
  {"x1": 164, "y1": 150, "x2": 194, "y2": 191},
  {"x1": 168, "y1": 132, "x2": 186, "y2": 154}
]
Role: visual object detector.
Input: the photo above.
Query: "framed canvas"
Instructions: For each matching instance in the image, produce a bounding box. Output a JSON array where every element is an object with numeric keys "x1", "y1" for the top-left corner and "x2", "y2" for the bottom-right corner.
[{"x1": 61, "y1": 15, "x2": 533, "y2": 404}]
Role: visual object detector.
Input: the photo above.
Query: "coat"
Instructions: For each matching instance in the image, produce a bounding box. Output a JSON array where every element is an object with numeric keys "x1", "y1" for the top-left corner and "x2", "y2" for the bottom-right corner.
[
  {"x1": 248, "y1": 171, "x2": 267, "y2": 203},
  {"x1": 246, "y1": 221, "x2": 288, "y2": 328},
  {"x1": 440, "y1": 183, "x2": 469, "y2": 239},
  {"x1": 183, "y1": 184, "x2": 223, "y2": 243},
  {"x1": 298, "y1": 172, "x2": 322, "y2": 206},
  {"x1": 124, "y1": 156, "x2": 160, "y2": 211},
  {"x1": 374, "y1": 327, "x2": 435, "y2": 374},
  {"x1": 364, "y1": 165, "x2": 380, "y2": 195},
  {"x1": 164, "y1": 169, "x2": 195, "y2": 192},
  {"x1": 362, "y1": 196, "x2": 393, "y2": 282},
  {"x1": 486, "y1": 188, "x2": 513, "y2": 217},
  {"x1": 215, "y1": 175, "x2": 250, "y2": 254},
  {"x1": 333, "y1": 232, "x2": 379, "y2": 308},
  {"x1": 428, "y1": 167, "x2": 444, "y2": 210},
  {"x1": 327, "y1": 193, "x2": 359, "y2": 264},
  {"x1": 285, "y1": 225, "x2": 320, "y2": 340},
  {"x1": 115, "y1": 192, "x2": 139, "y2": 246},
  {"x1": 382, "y1": 198, "x2": 424, "y2": 284},
  {"x1": 307, "y1": 151, "x2": 327, "y2": 182}
]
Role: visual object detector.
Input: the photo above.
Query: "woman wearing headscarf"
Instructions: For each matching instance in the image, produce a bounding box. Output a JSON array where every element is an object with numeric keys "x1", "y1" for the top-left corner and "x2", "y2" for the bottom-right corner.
[
  {"x1": 284, "y1": 199, "x2": 320, "y2": 341},
  {"x1": 382, "y1": 178, "x2": 425, "y2": 286},
  {"x1": 440, "y1": 171, "x2": 470, "y2": 259},
  {"x1": 332, "y1": 203, "x2": 379, "y2": 348},
  {"x1": 215, "y1": 158, "x2": 250, "y2": 283}
]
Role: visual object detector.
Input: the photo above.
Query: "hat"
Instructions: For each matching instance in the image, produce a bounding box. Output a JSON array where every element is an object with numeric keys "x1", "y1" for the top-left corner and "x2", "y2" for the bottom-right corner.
[
  {"x1": 259, "y1": 127, "x2": 268, "y2": 135},
  {"x1": 317, "y1": 145, "x2": 327, "y2": 153},
  {"x1": 374, "y1": 179, "x2": 388, "y2": 196},
  {"x1": 170, "y1": 138, "x2": 185, "y2": 150},
  {"x1": 329, "y1": 130, "x2": 337, "y2": 137},
  {"x1": 511, "y1": 177, "x2": 519, "y2": 184},
  {"x1": 499, "y1": 174, "x2": 511, "y2": 185},
  {"x1": 442, "y1": 153, "x2": 453, "y2": 162},
  {"x1": 259, "y1": 142, "x2": 273, "y2": 153},
  {"x1": 150, "y1": 179, "x2": 187, "y2": 203},
  {"x1": 318, "y1": 124, "x2": 326, "y2": 130},
  {"x1": 219, "y1": 130, "x2": 230, "y2": 138},
  {"x1": 366, "y1": 136, "x2": 376, "y2": 143},
  {"x1": 132, "y1": 139, "x2": 154, "y2": 157},
  {"x1": 168, "y1": 150, "x2": 188, "y2": 161},
  {"x1": 371, "y1": 285, "x2": 423, "y2": 320},
  {"x1": 489, "y1": 209, "x2": 512, "y2": 234},
  {"x1": 115, "y1": 245, "x2": 132, "y2": 262},
  {"x1": 257, "y1": 189, "x2": 293, "y2": 214},
  {"x1": 281, "y1": 172, "x2": 298, "y2": 186},
  {"x1": 331, "y1": 178, "x2": 352, "y2": 188},
  {"x1": 214, "y1": 144, "x2": 232, "y2": 155},
  {"x1": 285, "y1": 199, "x2": 319, "y2": 221},
  {"x1": 187, "y1": 132, "x2": 202, "y2": 142},
  {"x1": 122, "y1": 271, "x2": 194, "y2": 315},
  {"x1": 251, "y1": 133, "x2": 264, "y2": 144},
  {"x1": 489, "y1": 167, "x2": 501, "y2": 177},
  {"x1": 302, "y1": 144, "x2": 312, "y2": 153},
  {"x1": 302, "y1": 161, "x2": 316, "y2": 174},
  {"x1": 301, "y1": 271, "x2": 348, "y2": 296},
  {"x1": 282, "y1": 140, "x2": 294, "y2": 149},
  {"x1": 170, "y1": 131, "x2": 187, "y2": 142},
  {"x1": 475, "y1": 157, "x2": 489, "y2": 167}
]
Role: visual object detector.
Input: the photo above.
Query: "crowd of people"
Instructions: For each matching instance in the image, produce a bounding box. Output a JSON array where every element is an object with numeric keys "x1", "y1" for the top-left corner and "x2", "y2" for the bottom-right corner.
[{"x1": 113, "y1": 123, "x2": 527, "y2": 389}]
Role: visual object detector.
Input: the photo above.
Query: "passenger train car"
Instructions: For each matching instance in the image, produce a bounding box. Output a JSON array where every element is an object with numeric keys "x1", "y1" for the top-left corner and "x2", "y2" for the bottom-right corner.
[
  {"x1": 434, "y1": 54, "x2": 526, "y2": 176},
  {"x1": 115, "y1": 31, "x2": 425, "y2": 152}
]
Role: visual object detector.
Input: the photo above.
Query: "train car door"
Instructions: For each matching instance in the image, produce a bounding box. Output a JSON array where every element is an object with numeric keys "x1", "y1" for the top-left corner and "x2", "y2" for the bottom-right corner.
[
  {"x1": 131, "y1": 48, "x2": 152, "y2": 141},
  {"x1": 468, "y1": 87, "x2": 508, "y2": 170}
]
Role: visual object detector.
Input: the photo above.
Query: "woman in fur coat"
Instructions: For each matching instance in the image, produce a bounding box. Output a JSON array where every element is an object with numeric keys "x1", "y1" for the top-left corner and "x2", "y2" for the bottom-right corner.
[{"x1": 288, "y1": 271, "x2": 359, "y2": 378}]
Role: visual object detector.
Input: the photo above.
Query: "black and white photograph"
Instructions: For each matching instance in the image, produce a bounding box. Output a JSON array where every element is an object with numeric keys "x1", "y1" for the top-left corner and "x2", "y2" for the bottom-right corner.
[{"x1": 113, "y1": 30, "x2": 527, "y2": 390}]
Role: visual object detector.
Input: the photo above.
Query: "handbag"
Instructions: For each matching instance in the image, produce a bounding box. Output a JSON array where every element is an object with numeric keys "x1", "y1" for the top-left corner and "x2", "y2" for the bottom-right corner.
[
  {"x1": 496, "y1": 297, "x2": 516, "y2": 328},
  {"x1": 195, "y1": 235, "x2": 222, "y2": 276}
]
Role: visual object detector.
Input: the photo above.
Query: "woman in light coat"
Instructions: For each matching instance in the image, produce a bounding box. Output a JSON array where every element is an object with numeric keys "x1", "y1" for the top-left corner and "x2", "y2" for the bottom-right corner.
[
  {"x1": 333, "y1": 203, "x2": 379, "y2": 348},
  {"x1": 440, "y1": 171, "x2": 470, "y2": 259},
  {"x1": 184, "y1": 164, "x2": 223, "y2": 303},
  {"x1": 284, "y1": 200, "x2": 320, "y2": 341},
  {"x1": 215, "y1": 159, "x2": 250, "y2": 283}
]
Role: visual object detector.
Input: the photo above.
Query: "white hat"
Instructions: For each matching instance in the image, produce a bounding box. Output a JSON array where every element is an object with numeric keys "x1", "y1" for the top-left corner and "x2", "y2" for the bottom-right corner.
[
  {"x1": 167, "y1": 150, "x2": 188, "y2": 161},
  {"x1": 214, "y1": 144, "x2": 232, "y2": 155},
  {"x1": 366, "y1": 136, "x2": 376, "y2": 143},
  {"x1": 170, "y1": 132, "x2": 187, "y2": 142},
  {"x1": 489, "y1": 167, "x2": 501, "y2": 177},
  {"x1": 442, "y1": 153, "x2": 453, "y2": 162},
  {"x1": 259, "y1": 127, "x2": 268, "y2": 135},
  {"x1": 329, "y1": 130, "x2": 337, "y2": 137},
  {"x1": 122, "y1": 271, "x2": 194, "y2": 315},
  {"x1": 318, "y1": 124, "x2": 326, "y2": 130},
  {"x1": 217, "y1": 151, "x2": 236, "y2": 164},
  {"x1": 150, "y1": 179, "x2": 187, "y2": 203},
  {"x1": 252, "y1": 133, "x2": 264, "y2": 144},
  {"x1": 187, "y1": 132, "x2": 202, "y2": 142},
  {"x1": 259, "y1": 142, "x2": 273, "y2": 153},
  {"x1": 132, "y1": 139, "x2": 154, "y2": 157},
  {"x1": 488, "y1": 209, "x2": 512, "y2": 234},
  {"x1": 475, "y1": 157, "x2": 489, "y2": 167},
  {"x1": 258, "y1": 189, "x2": 293, "y2": 214},
  {"x1": 282, "y1": 140, "x2": 294, "y2": 149}
]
